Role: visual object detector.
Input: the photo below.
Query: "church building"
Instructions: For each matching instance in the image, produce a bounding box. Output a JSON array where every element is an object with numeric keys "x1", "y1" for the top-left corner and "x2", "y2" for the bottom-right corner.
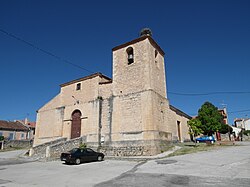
[{"x1": 34, "y1": 29, "x2": 191, "y2": 155}]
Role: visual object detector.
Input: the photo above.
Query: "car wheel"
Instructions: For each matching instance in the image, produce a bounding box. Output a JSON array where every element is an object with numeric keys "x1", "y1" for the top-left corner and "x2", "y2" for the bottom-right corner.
[
  {"x1": 211, "y1": 141, "x2": 214, "y2": 144},
  {"x1": 196, "y1": 141, "x2": 199, "y2": 143},
  {"x1": 97, "y1": 155, "x2": 103, "y2": 161},
  {"x1": 65, "y1": 161, "x2": 70, "y2": 164},
  {"x1": 75, "y1": 158, "x2": 81, "y2": 165}
]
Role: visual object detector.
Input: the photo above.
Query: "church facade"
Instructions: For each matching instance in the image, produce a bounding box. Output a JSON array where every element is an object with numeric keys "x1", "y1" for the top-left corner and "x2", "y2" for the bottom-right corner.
[{"x1": 34, "y1": 31, "x2": 191, "y2": 155}]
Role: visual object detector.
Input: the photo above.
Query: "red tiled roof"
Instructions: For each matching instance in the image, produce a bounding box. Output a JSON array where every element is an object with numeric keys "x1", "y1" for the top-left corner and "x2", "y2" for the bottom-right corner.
[
  {"x1": 27, "y1": 122, "x2": 36, "y2": 128},
  {"x1": 0, "y1": 120, "x2": 29, "y2": 131}
]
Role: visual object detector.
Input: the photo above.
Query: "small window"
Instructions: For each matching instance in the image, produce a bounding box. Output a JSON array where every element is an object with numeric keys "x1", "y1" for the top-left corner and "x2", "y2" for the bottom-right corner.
[
  {"x1": 86, "y1": 148, "x2": 94, "y2": 153},
  {"x1": 126, "y1": 47, "x2": 134, "y2": 65},
  {"x1": 21, "y1": 133, "x2": 25, "y2": 139},
  {"x1": 0, "y1": 132, "x2": 3, "y2": 136},
  {"x1": 9, "y1": 133, "x2": 14, "y2": 140},
  {"x1": 76, "y1": 83, "x2": 81, "y2": 90},
  {"x1": 155, "y1": 50, "x2": 158, "y2": 58}
]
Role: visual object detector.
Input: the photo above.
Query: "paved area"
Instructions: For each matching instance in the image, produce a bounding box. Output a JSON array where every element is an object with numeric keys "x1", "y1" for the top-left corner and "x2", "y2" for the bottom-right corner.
[
  {"x1": 0, "y1": 149, "x2": 36, "y2": 166},
  {"x1": 0, "y1": 159, "x2": 137, "y2": 187},
  {"x1": 97, "y1": 142, "x2": 250, "y2": 187},
  {"x1": 0, "y1": 142, "x2": 250, "y2": 186}
]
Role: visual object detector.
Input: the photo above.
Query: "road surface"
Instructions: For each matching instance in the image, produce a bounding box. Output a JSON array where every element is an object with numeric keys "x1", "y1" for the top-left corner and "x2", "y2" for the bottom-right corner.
[{"x1": 0, "y1": 142, "x2": 249, "y2": 186}]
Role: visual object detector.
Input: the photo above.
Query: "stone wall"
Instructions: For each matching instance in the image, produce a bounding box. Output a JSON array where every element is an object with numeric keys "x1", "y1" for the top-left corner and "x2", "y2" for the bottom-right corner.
[
  {"x1": 99, "y1": 139, "x2": 172, "y2": 156},
  {"x1": 30, "y1": 137, "x2": 67, "y2": 159},
  {"x1": 30, "y1": 136, "x2": 87, "y2": 160},
  {"x1": 243, "y1": 135, "x2": 250, "y2": 141},
  {"x1": 4, "y1": 139, "x2": 32, "y2": 148},
  {"x1": 220, "y1": 133, "x2": 230, "y2": 141},
  {"x1": 49, "y1": 136, "x2": 86, "y2": 158},
  {"x1": 34, "y1": 74, "x2": 107, "y2": 146}
]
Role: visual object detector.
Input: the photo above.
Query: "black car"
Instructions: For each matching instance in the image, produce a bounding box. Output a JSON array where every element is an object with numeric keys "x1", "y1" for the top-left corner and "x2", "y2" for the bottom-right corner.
[{"x1": 60, "y1": 148, "x2": 104, "y2": 165}]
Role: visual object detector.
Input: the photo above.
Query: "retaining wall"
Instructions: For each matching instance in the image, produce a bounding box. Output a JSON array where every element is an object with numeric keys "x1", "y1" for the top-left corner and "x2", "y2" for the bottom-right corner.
[
  {"x1": 4, "y1": 140, "x2": 32, "y2": 148},
  {"x1": 30, "y1": 137, "x2": 67, "y2": 159}
]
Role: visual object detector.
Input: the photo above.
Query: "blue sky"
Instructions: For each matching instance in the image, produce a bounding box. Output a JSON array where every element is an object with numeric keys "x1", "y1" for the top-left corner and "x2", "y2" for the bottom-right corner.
[{"x1": 0, "y1": 0, "x2": 249, "y2": 124}]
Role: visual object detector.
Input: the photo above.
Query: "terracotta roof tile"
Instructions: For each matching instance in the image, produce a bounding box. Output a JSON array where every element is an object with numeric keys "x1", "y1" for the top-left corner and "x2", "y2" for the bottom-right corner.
[
  {"x1": 27, "y1": 122, "x2": 36, "y2": 128},
  {"x1": 0, "y1": 120, "x2": 29, "y2": 131}
]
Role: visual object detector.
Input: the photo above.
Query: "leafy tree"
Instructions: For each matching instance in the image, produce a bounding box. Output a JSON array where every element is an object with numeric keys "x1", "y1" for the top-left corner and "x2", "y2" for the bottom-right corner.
[
  {"x1": 188, "y1": 118, "x2": 203, "y2": 140},
  {"x1": 220, "y1": 123, "x2": 233, "y2": 134},
  {"x1": 198, "y1": 102, "x2": 225, "y2": 135}
]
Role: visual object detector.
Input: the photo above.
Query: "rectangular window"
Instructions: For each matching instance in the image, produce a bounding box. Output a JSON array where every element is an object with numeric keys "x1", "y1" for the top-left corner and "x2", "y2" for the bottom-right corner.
[
  {"x1": 21, "y1": 133, "x2": 25, "y2": 139},
  {"x1": 76, "y1": 83, "x2": 81, "y2": 90},
  {"x1": 0, "y1": 132, "x2": 3, "y2": 136},
  {"x1": 9, "y1": 133, "x2": 14, "y2": 140}
]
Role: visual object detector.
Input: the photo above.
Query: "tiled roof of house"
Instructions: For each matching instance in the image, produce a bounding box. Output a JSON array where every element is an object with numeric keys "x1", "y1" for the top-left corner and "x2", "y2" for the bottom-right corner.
[
  {"x1": 19, "y1": 119, "x2": 36, "y2": 128},
  {"x1": 27, "y1": 122, "x2": 36, "y2": 128},
  {"x1": 0, "y1": 120, "x2": 29, "y2": 131}
]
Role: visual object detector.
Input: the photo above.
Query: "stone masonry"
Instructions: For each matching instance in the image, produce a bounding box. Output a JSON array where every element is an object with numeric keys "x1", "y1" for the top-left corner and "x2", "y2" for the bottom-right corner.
[{"x1": 33, "y1": 30, "x2": 191, "y2": 157}]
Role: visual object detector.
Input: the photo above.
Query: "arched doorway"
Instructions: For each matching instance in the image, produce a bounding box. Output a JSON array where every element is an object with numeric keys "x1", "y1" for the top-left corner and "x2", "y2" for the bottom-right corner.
[{"x1": 71, "y1": 110, "x2": 82, "y2": 139}]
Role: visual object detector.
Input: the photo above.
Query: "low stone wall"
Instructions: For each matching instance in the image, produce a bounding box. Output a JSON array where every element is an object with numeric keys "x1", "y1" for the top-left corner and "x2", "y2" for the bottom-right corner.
[
  {"x1": 30, "y1": 137, "x2": 67, "y2": 159},
  {"x1": 29, "y1": 136, "x2": 88, "y2": 160},
  {"x1": 220, "y1": 134, "x2": 230, "y2": 141},
  {"x1": 30, "y1": 138, "x2": 174, "y2": 159},
  {"x1": 100, "y1": 146, "x2": 146, "y2": 156},
  {"x1": 99, "y1": 140, "x2": 172, "y2": 156},
  {"x1": 49, "y1": 136, "x2": 86, "y2": 158},
  {"x1": 243, "y1": 135, "x2": 250, "y2": 141},
  {"x1": 4, "y1": 139, "x2": 32, "y2": 148}
]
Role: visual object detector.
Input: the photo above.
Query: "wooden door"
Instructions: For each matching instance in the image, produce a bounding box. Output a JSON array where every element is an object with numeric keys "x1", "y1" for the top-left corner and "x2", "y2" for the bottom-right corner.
[
  {"x1": 177, "y1": 121, "x2": 181, "y2": 142},
  {"x1": 71, "y1": 110, "x2": 81, "y2": 139}
]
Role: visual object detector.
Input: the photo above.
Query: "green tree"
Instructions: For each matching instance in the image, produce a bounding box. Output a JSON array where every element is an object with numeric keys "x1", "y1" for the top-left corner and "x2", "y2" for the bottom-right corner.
[
  {"x1": 198, "y1": 102, "x2": 224, "y2": 135},
  {"x1": 188, "y1": 118, "x2": 203, "y2": 139},
  {"x1": 220, "y1": 123, "x2": 233, "y2": 134},
  {"x1": 0, "y1": 136, "x2": 4, "y2": 141}
]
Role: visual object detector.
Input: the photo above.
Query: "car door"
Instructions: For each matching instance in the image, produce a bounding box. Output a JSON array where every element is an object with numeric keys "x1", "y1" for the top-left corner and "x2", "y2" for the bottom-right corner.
[
  {"x1": 77, "y1": 149, "x2": 86, "y2": 162},
  {"x1": 85, "y1": 148, "x2": 97, "y2": 161}
]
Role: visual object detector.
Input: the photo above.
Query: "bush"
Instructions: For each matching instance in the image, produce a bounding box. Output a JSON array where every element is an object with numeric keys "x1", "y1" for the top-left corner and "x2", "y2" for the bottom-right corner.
[
  {"x1": 243, "y1": 130, "x2": 250, "y2": 136},
  {"x1": 0, "y1": 136, "x2": 4, "y2": 141},
  {"x1": 79, "y1": 142, "x2": 87, "y2": 149}
]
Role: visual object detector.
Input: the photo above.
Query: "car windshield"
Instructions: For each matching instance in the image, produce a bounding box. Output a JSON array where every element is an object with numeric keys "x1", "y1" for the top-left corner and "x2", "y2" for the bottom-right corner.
[{"x1": 69, "y1": 148, "x2": 79, "y2": 153}]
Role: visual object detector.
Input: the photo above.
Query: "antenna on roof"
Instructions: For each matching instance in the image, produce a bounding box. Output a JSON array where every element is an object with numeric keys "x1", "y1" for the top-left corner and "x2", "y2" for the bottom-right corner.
[{"x1": 220, "y1": 101, "x2": 227, "y2": 109}]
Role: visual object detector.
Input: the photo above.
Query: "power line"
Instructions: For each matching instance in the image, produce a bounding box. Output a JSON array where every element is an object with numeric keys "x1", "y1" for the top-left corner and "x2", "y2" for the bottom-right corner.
[
  {"x1": 0, "y1": 28, "x2": 94, "y2": 74},
  {"x1": 228, "y1": 109, "x2": 250, "y2": 114},
  {"x1": 0, "y1": 28, "x2": 138, "y2": 88},
  {"x1": 168, "y1": 91, "x2": 250, "y2": 96},
  {"x1": 2, "y1": 28, "x2": 250, "y2": 96}
]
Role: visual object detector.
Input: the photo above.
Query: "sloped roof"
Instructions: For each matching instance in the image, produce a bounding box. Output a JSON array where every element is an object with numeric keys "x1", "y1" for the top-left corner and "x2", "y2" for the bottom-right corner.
[
  {"x1": 60, "y1": 72, "x2": 112, "y2": 87},
  {"x1": 0, "y1": 120, "x2": 29, "y2": 131},
  {"x1": 27, "y1": 122, "x2": 36, "y2": 128},
  {"x1": 170, "y1": 105, "x2": 192, "y2": 119},
  {"x1": 112, "y1": 35, "x2": 165, "y2": 56}
]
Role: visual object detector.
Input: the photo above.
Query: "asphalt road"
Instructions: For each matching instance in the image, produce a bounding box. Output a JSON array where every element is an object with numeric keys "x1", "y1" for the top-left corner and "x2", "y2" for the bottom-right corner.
[
  {"x1": 97, "y1": 142, "x2": 250, "y2": 187},
  {"x1": 0, "y1": 142, "x2": 250, "y2": 187},
  {"x1": 0, "y1": 149, "x2": 35, "y2": 166}
]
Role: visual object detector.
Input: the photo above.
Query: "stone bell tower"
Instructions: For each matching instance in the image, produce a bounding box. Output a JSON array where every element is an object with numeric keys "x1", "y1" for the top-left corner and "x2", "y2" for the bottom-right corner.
[{"x1": 110, "y1": 29, "x2": 170, "y2": 155}]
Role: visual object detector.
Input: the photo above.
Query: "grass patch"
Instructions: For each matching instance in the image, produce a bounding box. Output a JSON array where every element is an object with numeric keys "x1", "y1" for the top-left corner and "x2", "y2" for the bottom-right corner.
[
  {"x1": 168, "y1": 142, "x2": 219, "y2": 157},
  {"x1": 160, "y1": 145, "x2": 175, "y2": 153}
]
